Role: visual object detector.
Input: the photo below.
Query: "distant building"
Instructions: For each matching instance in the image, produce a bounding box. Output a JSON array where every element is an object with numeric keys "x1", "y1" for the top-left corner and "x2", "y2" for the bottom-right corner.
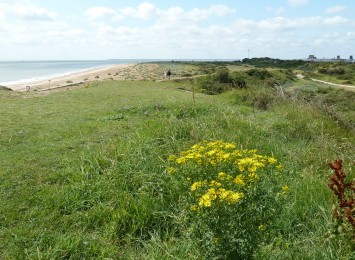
[
  {"x1": 304, "y1": 54, "x2": 353, "y2": 63},
  {"x1": 308, "y1": 54, "x2": 317, "y2": 60}
]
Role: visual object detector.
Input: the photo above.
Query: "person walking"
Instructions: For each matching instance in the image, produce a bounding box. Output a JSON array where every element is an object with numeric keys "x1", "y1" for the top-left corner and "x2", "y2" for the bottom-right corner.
[{"x1": 166, "y1": 69, "x2": 171, "y2": 80}]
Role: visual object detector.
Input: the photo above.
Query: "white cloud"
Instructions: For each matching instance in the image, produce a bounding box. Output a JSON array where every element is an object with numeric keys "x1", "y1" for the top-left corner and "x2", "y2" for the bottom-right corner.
[
  {"x1": 47, "y1": 29, "x2": 85, "y2": 38},
  {"x1": 346, "y1": 32, "x2": 355, "y2": 38},
  {"x1": 13, "y1": 6, "x2": 58, "y2": 21},
  {"x1": 85, "y1": 7, "x2": 121, "y2": 21},
  {"x1": 86, "y1": 2, "x2": 159, "y2": 21},
  {"x1": 186, "y1": 5, "x2": 235, "y2": 21},
  {"x1": 122, "y1": 2, "x2": 158, "y2": 19},
  {"x1": 323, "y1": 16, "x2": 348, "y2": 25},
  {"x1": 207, "y1": 5, "x2": 236, "y2": 16},
  {"x1": 0, "y1": 2, "x2": 59, "y2": 22},
  {"x1": 256, "y1": 16, "x2": 349, "y2": 31},
  {"x1": 96, "y1": 24, "x2": 139, "y2": 36},
  {"x1": 288, "y1": 0, "x2": 308, "y2": 7},
  {"x1": 325, "y1": 5, "x2": 347, "y2": 14},
  {"x1": 85, "y1": 3, "x2": 235, "y2": 23}
]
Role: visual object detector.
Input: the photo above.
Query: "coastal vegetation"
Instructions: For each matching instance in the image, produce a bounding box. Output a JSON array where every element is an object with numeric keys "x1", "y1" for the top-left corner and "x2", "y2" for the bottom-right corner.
[
  {"x1": 0, "y1": 61, "x2": 354, "y2": 259},
  {"x1": 304, "y1": 62, "x2": 355, "y2": 85}
]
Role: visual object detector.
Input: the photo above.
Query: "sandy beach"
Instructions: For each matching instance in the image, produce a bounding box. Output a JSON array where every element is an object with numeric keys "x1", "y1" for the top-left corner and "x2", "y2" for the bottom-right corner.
[{"x1": 5, "y1": 64, "x2": 135, "y2": 92}]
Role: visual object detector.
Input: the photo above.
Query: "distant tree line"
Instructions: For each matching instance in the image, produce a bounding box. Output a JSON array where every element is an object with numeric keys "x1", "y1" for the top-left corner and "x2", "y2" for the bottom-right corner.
[{"x1": 242, "y1": 57, "x2": 307, "y2": 69}]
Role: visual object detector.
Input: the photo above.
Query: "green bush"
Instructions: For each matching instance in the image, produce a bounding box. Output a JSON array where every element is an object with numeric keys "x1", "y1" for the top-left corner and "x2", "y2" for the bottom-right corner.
[
  {"x1": 214, "y1": 68, "x2": 231, "y2": 83},
  {"x1": 246, "y1": 69, "x2": 272, "y2": 80}
]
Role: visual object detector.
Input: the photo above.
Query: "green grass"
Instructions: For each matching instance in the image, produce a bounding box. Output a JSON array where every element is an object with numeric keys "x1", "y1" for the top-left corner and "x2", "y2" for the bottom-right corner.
[{"x1": 0, "y1": 78, "x2": 354, "y2": 259}]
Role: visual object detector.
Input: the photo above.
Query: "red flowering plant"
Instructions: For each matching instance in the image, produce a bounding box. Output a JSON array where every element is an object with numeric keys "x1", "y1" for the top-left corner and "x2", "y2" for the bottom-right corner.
[{"x1": 327, "y1": 160, "x2": 354, "y2": 240}]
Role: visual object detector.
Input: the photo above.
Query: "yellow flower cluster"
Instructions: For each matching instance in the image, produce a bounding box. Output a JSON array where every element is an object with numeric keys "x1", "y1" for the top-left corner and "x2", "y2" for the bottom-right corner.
[
  {"x1": 168, "y1": 140, "x2": 283, "y2": 211},
  {"x1": 174, "y1": 140, "x2": 278, "y2": 172},
  {"x1": 193, "y1": 187, "x2": 244, "y2": 208}
]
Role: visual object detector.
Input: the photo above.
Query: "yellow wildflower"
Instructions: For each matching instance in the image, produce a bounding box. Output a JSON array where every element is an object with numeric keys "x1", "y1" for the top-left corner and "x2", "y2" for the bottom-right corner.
[
  {"x1": 218, "y1": 189, "x2": 233, "y2": 200},
  {"x1": 268, "y1": 157, "x2": 277, "y2": 164},
  {"x1": 228, "y1": 192, "x2": 244, "y2": 203},
  {"x1": 176, "y1": 157, "x2": 186, "y2": 164},
  {"x1": 207, "y1": 188, "x2": 217, "y2": 200},
  {"x1": 210, "y1": 180, "x2": 222, "y2": 187},
  {"x1": 248, "y1": 173, "x2": 259, "y2": 181},
  {"x1": 222, "y1": 153, "x2": 230, "y2": 161},
  {"x1": 167, "y1": 167, "x2": 177, "y2": 174},
  {"x1": 206, "y1": 150, "x2": 217, "y2": 156},
  {"x1": 168, "y1": 155, "x2": 176, "y2": 161},
  {"x1": 190, "y1": 205, "x2": 199, "y2": 211},
  {"x1": 199, "y1": 194, "x2": 212, "y2": 207},
  {"x1": 258, "y1": 224, "x2": 266, "y2": 231},
  {"x1": 224, "y1": 143, "x2": 236, "y2": 149},
  {"x1": 233, "y1": 174, "x2": 245, "y2": 186},
  {"x1": 276, "y1": 164, "x2": 283, "y2": 170},
  {"x1": 282, "y1": 185, "x2": 290, "y2": 193},
  {"x1": 218, "y1": 172, "x2": 226, "y2": 180},
  {"x1": 191, "y1": 181, "x2": 203, "y2": 191}
]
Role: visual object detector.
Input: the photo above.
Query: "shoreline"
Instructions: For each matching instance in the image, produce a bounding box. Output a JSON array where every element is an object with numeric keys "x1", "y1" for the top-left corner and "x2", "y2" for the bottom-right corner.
[{"x1": 3, "y1": 64, "x2": 134, "y2": 91}]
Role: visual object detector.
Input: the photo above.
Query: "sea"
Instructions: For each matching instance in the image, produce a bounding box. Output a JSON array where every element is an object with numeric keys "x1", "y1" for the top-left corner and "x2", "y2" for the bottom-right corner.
[{"x1": 0, "y1": 59, "x2": 142, "y2": 86}]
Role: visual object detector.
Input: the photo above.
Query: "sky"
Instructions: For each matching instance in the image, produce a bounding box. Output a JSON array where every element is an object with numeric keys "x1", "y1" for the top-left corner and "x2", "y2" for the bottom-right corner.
[{"x1": 0, "y1": 0, "x2": 354, "y2": 60}]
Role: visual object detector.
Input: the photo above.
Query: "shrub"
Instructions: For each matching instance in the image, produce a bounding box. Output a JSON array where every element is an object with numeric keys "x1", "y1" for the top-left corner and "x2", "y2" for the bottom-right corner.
[
  {"x1": 168, "y1": 140, "x2": 287, "y2": 259},
  {"x1": 197, "y1": 75, "x2": 229, "y2": 95},
  {"x1": 214, "y1": 68, "x2": 231, "y2": 83},
  {"x1": 231, "y1": 72, "x2": 247, "y2": 88},
  {"x1": 246, "y1": 69, "x2": 272, "y2": 80},
  {"x1": 318, "y1": 67, "x2": 346, "y2": 75}
]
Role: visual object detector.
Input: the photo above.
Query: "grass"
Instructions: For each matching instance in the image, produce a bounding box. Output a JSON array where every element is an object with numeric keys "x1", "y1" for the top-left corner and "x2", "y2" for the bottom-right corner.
[{"x1": 0, "y1": 75, "x2": 354, "y2": 259}]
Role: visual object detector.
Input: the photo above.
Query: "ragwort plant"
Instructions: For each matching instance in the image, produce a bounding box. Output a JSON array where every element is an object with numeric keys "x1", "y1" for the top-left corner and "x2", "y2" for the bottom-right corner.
[{"x1": 168, "y1": 140, "x2": 287, "y2": 259}]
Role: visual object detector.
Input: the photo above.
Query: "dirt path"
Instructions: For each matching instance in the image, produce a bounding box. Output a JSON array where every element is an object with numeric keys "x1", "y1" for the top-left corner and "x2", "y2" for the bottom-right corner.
[{"x1": 310, "y1": 78, "x2": 355, "y2": 90}]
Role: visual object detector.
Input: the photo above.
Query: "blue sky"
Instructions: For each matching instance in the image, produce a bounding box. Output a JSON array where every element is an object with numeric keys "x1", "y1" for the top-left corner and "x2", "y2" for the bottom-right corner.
[{"x1": 0, "y1": 0, "x2": 354, "y2": 60}]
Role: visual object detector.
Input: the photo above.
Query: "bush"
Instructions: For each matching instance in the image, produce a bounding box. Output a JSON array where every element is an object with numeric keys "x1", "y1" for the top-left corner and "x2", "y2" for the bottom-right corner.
[
  {"x1": 231, "y1": 72, "x2": 247, "y2": 88},
  {"x1": 168, "y1": 140, "x2": 287, "y2": 259},
  {"x1": 246, "y1": 69, "x2": 272, "y2": 80},
  {"x1": 214, "y1": 68, "x2": 231, "y2": 83},
  {"x1": 318, "y1": 67, "x2": 346, "y2": 75},
  {"x1": 197, "y1": 75, "x2": 230, "y2": 95}
]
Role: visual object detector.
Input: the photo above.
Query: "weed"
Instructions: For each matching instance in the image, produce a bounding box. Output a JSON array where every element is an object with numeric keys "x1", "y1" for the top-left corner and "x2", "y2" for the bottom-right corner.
[{"x1": 327, "y1": 160, "x2": 354, "y2": 232}]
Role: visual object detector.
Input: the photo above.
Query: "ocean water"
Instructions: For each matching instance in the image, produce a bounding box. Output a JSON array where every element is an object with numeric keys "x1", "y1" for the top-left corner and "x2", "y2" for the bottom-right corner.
[{"x1": 0, "y1": 60, "x2": 140, "y2": 86}]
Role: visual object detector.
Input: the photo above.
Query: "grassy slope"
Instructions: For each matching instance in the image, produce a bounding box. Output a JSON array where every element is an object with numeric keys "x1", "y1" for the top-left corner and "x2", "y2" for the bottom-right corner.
[
  {"x1": 302, "y1": 62, "x2": 355, "y2": 85},
  {"x1": 0, "y1": 79, "x2": 354, "y2": 259}
]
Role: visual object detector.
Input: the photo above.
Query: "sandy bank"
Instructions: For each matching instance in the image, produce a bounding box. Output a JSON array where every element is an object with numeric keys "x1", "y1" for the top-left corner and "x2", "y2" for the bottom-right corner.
[{"x1": 5, "y1": 64, "x2": 134, "y2": 92}]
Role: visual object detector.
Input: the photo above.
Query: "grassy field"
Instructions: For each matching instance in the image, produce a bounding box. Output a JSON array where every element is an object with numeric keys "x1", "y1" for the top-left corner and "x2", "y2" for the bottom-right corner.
[{"x1": 0, "y1": 72, "x2": 354, "y2": 259}]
